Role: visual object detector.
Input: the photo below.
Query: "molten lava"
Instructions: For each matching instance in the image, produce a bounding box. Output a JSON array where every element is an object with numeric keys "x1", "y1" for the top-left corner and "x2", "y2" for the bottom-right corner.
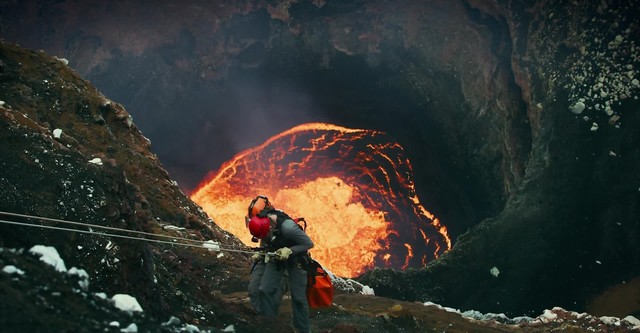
[{"x1": 190, "y1": 122, "x2": 451, "y2": 277}]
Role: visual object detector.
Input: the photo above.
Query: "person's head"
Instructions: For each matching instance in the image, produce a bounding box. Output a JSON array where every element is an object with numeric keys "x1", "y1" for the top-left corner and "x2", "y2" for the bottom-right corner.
[
  {"x1": 246, "y1": 195, "x2": 274, "y2": 241},
  {"x1": 247, "y1": 215, "x2": 271, "y2": 239}
]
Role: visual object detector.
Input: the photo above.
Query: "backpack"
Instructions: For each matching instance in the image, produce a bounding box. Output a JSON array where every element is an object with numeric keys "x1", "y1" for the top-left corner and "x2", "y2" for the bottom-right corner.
[{"x1": 260, "y1": 209, "x2": 306, "y2": 248}]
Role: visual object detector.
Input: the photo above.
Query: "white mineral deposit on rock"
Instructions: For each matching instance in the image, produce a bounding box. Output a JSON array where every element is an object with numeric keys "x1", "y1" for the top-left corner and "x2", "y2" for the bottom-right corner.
[
  {"x1": 88, "y1": 158, "x2": 103, "y2": 165},
  {"x1": 605, "y1": 105, "x2": 613, "y2": 116},
  {"x1": 563, "y1": 5, "x2": 639, "y2": 126},
  {"x1": 570, "y1": 101, "x2": 586, "y2": 114},
  {"x1": 54, "y1": 56, "x2": 69, "y2": 65}
]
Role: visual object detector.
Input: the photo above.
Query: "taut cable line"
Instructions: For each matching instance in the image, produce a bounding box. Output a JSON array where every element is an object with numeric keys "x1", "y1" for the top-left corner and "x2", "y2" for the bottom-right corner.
[
  {"x1": 0, "y1": 212, "x2": 256, "y2": 255},
  {"x1": 0, "y1": 211, "x2": 201, "y2": 244}
]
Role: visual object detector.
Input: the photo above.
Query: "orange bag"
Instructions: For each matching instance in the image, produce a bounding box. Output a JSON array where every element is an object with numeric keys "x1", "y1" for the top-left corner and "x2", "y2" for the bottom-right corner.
[{"x1": 307, "y1": 259, "x2": 334, "y2": 308}]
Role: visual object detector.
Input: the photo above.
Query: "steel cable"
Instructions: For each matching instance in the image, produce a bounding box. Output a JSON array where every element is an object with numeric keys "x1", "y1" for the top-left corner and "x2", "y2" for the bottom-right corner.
[{"x1": 0, "y1": 211, "x2": 257, "y2": 254}]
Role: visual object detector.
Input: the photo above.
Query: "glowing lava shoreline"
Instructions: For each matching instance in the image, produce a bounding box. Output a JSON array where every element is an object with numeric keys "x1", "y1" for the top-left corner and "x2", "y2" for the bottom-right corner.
[{"x1": 191, "y1": 122, "x2": 451, "y2": 277}]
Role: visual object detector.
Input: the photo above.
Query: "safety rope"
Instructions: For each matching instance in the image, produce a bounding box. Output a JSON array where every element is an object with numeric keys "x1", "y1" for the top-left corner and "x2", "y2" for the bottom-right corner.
[
  {"x1": 0, "y1": 211, "x2": 257, "y2": 255},
  {"x1": 0, "y1": 211, "x2": 201, "y2": 244}
]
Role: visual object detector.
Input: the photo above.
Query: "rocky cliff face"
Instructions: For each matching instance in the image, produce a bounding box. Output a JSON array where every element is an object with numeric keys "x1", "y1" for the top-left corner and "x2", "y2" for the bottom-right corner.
[
  {"x1": 358, "y1": 0, "x2": 640, "y2": 317},
  {"x1": 0, "y1": 41, "x2": 271, "y2": 331},
  {"x1": 1, "y1": 0, "x2": 639, "y2": 324}
]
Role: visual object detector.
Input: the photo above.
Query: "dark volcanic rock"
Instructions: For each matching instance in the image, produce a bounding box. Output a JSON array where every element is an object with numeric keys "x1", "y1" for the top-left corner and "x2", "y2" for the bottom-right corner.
[{"x1": 358, "y1": 0, "x2": 640, "y2": 318}]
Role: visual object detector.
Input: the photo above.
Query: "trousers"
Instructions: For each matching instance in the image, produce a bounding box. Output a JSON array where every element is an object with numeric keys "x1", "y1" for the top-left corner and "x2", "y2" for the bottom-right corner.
[{"x1": 248, "y1": 261, "x2": 310, "y2": 333}]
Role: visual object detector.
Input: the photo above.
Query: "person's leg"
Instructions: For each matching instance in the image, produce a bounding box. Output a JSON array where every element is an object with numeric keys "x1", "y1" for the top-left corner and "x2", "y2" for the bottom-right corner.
[
  {"x1": 259, "y1": 262, "x2": 285, "y2": 317},
  {"x1": 248, "y1": 262, "x2": 265, "y2": 313},
  {"x1": 288, "y1": 266, "x2": 310, "y2": 333}
]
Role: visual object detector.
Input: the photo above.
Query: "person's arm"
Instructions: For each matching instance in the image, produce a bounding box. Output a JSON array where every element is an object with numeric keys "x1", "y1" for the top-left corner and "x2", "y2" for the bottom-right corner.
[{"x1": 280, "y1": 219, "x2": 314, "y2": 255}]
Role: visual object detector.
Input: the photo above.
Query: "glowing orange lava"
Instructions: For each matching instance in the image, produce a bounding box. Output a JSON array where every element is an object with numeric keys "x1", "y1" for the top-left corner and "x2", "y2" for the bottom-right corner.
[{"x1": 190, "y1": 122, "x2": 451, "y2": 277}]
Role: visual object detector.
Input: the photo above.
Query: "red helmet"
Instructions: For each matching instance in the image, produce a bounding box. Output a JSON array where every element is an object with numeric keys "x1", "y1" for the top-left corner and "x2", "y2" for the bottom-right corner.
[
  {"x1": 248, "y1": 215, "x2": 271, "y2": 239},
  {"x1": 247, "y1": 195, "x2": 272, "y2": 218}
]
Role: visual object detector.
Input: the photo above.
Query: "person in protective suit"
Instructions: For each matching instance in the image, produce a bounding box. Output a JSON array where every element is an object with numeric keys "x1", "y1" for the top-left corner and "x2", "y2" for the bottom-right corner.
[{"x1": 246, "y1": 195, "x2": 314, "y2": 333}]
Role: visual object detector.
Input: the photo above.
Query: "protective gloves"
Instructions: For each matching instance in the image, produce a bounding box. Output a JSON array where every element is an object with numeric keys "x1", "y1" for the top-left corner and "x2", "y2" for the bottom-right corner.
[
  {"x1": 275, "y1": 247, "x2": 293, "y2": 261},
  {"x1": 251, "y1": 252, "x2": 264, "y2": 262}
]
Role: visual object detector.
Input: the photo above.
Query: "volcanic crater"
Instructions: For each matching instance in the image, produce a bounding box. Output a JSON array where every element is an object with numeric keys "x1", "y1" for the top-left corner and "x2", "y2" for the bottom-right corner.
[{"x1": 1, "y1": 0, "x2": 639, "y2": 325}]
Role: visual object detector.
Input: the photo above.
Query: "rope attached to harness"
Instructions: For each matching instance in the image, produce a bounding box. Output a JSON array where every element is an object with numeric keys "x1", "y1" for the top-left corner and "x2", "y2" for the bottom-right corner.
[{"x1": 0, "y1": 211, "x2": 258, "y2": 255}]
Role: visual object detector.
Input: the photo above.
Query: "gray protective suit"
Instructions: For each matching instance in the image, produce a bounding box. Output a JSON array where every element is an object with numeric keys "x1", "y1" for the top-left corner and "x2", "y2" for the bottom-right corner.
[{"x1": 248, "y1": 217, "x2": 314, "y2": 333}]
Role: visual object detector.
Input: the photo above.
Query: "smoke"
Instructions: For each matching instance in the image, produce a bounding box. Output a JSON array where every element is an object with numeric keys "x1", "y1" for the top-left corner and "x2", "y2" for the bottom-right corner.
[
  {"x1": 0, "y1": 0, "x2": 331, "y2": 194},
  {"x1": 224, "y1": 74, "x2": 324, "y2": 152},
  {"x1": 91, "y1": 55, "x2": 329, "y2": 193},
  {"x1": 171, "y1": 74, "x2": 329, "y2": 193}
]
